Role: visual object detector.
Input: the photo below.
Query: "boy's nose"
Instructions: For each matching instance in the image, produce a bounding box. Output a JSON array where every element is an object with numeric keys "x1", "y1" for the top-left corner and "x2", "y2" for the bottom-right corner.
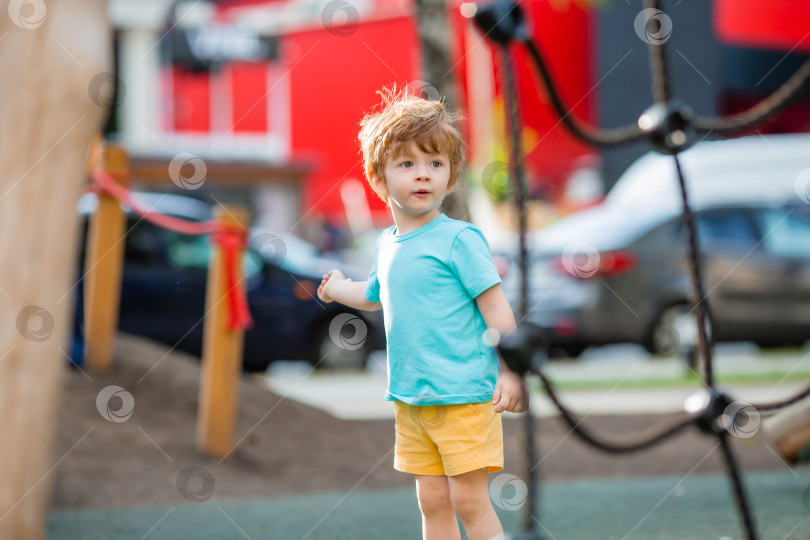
[{"x1": 414, "y1": 166, "x2": 431, "y2": 181}]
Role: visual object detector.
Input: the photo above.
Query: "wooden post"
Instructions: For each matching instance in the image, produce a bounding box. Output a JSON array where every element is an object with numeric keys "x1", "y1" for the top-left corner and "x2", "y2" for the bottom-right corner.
[
  {"x1": 0, "y1": 1, "x2": 111, "y2": 538},
  {"x1": 197, "y1": 206, "x2": 250, "y2": 458},
  {"x1": 763, "y1": 396, "x2": 810, "y2": 462},
  {"x1": 84, "y1": 144, "x2": 127, "y2": 371}
]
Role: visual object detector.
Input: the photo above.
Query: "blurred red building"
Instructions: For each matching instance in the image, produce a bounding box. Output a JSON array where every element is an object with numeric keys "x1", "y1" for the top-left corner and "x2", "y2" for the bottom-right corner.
[
  {"x1": 714, "y1": 0, "x2": 810, "y2": 53},
  {"x1": 111, "y1": 0, "x2": 810, "y2": 231},
  {"x1": 130, "y1": 0, "x2": 596, "y2": 227}
]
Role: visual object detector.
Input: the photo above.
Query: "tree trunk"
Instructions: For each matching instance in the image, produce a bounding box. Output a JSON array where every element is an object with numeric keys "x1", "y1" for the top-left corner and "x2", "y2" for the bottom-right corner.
[
  {"x1": 0, "y1": 1, "x2": 110, "y2": 538},
  {"x1": 414, "y1": 0, "x2": 471, "y2": 221}
]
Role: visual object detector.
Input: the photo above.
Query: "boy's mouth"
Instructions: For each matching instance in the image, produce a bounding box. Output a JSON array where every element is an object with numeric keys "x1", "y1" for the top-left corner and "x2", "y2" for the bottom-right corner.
[{"x1": 413, "y1": 189, "x2": 430, "y2": 196}]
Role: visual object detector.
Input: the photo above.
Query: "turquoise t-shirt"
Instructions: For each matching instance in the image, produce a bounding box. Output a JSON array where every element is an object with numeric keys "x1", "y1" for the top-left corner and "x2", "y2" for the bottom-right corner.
[{"x1": 364, "y1": 214, "x2": 502, "y2": 405}]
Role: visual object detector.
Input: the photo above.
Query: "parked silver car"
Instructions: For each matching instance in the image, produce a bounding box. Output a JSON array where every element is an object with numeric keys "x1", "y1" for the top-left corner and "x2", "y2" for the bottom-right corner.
[{"x1": 501, "y1": 134, "x2": 810, "y2": 357}]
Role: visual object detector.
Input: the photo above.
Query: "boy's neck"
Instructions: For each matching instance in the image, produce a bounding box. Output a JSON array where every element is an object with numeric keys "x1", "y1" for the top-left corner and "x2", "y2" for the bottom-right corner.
[{"x1": 391, "y1": 208, "x2": 442, "y2": 235}]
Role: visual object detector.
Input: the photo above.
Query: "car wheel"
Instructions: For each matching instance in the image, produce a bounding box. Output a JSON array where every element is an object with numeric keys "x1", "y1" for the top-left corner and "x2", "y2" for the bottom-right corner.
[
  {"x1": 310, "y1": 315, "x2": 370, "y2": 370},
  {"x1": 645, "y1": 304, "x2": 712, "y2": 357}
]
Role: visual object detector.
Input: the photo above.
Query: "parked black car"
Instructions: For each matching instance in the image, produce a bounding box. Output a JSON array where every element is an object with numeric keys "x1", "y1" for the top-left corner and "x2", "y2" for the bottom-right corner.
[{"x1": 75, "y1": 192, "x2": 383, "y2": 371}]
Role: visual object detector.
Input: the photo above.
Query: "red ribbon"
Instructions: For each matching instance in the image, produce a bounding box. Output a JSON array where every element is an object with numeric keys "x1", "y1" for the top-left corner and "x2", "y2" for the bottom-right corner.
[
  {"x1": 91, "y1": 168, "x2": 216, "y2": 236},
  {"x1": 211, "y1": 225, "x2": 254, "y2": 331}
]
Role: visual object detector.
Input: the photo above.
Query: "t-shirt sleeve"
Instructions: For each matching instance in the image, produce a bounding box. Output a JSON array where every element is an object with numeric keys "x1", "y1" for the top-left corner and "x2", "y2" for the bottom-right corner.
[
  {"x1": 449, "y1": 226, "x2": 502, "y2": 299},
  {"x1": 364, "y1": 244, "x2": 381, "y2": 303}
]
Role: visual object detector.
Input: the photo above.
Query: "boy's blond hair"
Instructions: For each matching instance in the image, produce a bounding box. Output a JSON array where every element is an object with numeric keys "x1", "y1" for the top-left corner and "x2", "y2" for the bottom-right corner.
[{"x1": 358, "y1": 87, "x2": 465, "y2": 203}]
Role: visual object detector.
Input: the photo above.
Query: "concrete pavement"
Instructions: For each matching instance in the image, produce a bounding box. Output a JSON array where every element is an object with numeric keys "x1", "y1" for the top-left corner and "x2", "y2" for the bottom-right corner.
[{"x1": 259, "y1": 345, "x2": 810, "y2": 421}]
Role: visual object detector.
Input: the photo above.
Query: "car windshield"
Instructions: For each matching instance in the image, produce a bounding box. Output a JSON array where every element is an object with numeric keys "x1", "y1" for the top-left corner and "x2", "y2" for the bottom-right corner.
[
  {"x1": 164, "y1": 229, "x2": 337, "y2": 280},
  {"x1": 126, "y1": 223, "x2": 265, "y2": 278}
]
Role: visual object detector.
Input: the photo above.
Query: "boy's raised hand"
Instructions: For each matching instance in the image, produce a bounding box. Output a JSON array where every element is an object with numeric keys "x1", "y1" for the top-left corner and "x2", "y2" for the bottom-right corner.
[
  {"x1": 317, "y1": 269, "x2": 347, "y2": 303},
  {"x1": 492, "y1": 369, "x2": 529, "y2": 413}
]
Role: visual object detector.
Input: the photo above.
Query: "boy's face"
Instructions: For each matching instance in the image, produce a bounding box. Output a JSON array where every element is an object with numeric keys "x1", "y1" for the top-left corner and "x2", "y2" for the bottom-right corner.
[{"x1": 373, "y1": 142, "x2": 452, "y2": 222}]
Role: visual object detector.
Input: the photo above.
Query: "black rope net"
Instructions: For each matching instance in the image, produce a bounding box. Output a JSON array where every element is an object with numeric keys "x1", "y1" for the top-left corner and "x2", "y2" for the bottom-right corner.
[{"x1": 471, "y1": 1, "x2": 810, "y2": 539}]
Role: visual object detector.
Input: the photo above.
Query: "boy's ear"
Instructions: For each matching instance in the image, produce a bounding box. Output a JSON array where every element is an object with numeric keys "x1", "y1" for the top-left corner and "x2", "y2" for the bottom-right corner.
[{"x1": 371, "y1": 174, "x2": 389, "y2": 199}]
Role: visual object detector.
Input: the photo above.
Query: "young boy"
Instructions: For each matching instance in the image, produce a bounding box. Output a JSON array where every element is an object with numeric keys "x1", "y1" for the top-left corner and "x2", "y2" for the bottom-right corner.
[{"x1": 317, "y1": 89, "x2": 527, "y2": 540}]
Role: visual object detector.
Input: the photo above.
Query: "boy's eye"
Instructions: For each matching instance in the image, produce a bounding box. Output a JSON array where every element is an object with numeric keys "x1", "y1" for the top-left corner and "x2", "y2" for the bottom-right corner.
[
  {"x1": 400, "y1": 161, "x2": 413, "y2": 168},
  {"x1": 431, "y1": 161, "x2": 443, "y2": 167}
]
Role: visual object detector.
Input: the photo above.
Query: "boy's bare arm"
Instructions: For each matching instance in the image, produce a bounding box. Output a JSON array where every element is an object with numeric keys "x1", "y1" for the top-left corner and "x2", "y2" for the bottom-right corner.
[
  {"x1": 317, "y1": 269, "x2": 382, "y2": 311},
  {"x1": 476, "y1": 283, "x2": 517, "y2": 337},
  {"x1": 476, "y1": 283, "x2": 529, "y2": 413}
]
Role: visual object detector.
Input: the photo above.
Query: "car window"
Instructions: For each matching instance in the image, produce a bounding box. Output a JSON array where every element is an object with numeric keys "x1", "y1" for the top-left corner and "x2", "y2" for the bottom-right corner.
[
  {"x1": 162, "y1": 229, "x2": 263, "y2": 277},
  {"x1": 696, "y1": 209, "x2": 758, "y2": 246},
  {"x1": 756, "y1": 207, "x2": 810, "y2": 258},
  {"x1": 165, "y1": 232, "x2": 210, "y2": 270}
]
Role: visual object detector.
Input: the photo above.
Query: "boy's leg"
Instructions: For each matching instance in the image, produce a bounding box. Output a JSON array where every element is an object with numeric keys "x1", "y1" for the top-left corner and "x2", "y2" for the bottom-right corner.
[
  {"x1": 414, "y1": 474, "x2": 460, "y2": 540},
  {"x1": 448, "y1": 468, "x2": 503, "y2": 540}
]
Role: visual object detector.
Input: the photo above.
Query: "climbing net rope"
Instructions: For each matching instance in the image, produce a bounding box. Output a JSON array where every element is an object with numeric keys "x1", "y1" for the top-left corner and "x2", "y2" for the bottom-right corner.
[{"x1": 472, "y1": 1, "x2": 810, "y2": 538}]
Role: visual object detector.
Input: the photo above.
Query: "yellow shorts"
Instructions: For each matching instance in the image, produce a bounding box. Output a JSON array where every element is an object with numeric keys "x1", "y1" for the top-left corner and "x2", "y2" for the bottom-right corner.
[{"x1": 393, "y1": 400, "x2": 504, "y2": 477}]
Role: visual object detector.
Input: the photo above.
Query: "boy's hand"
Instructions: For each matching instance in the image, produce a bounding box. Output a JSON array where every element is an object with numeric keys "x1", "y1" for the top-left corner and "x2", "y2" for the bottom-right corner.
[
  {"x1": 317, "y1": 269, "x2": 348, "y2": 303},
  {"x1": 492, "y1": 370, "x2": 529, "y2": 413}
]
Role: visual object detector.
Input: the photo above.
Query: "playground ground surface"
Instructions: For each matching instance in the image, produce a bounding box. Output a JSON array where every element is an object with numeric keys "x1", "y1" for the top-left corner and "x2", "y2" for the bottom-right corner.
[{"x1": 46, "y1": 334, "x2": 810, "y2": 539}]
